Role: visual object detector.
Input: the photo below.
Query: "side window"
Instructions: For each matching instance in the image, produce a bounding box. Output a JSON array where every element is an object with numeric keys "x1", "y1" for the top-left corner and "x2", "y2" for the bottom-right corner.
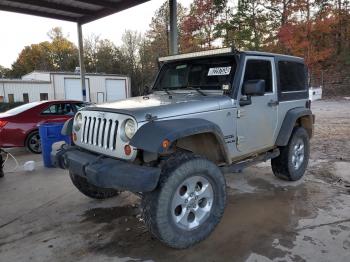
[
  {"x1": 278, "y1": 61, "x2": 306, "y2": 92},
  {"x1": 243, "y1": 60, "x2": 273, "y2": 93},
  {"x1": 42, "y1": 103, "x2": 74, "y2": 116}
]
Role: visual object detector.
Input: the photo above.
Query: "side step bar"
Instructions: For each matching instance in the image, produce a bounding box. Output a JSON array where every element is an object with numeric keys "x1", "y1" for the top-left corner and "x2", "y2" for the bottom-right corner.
[{"x1": 221, "y1": 149, "x2": 280, "y2": 174}]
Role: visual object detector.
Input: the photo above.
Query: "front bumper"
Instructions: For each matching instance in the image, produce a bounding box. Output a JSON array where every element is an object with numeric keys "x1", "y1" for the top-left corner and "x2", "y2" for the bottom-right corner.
[{"x1": 51, "y1": 146, "x2": 161, "y2": 192}]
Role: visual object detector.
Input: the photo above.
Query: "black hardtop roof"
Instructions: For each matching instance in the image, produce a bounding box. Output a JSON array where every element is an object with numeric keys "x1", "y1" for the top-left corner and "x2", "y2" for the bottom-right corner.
[{"x1": 242, "y1": 51, "x2": 304, "y2": 62}]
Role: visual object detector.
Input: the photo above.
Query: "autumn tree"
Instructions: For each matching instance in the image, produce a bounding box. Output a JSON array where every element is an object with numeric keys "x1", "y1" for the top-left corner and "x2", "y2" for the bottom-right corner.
[
  {"x1": 182, "y1": 0, "x2": 224, "y2": 51},
  {"x1": 8, "y1": 27, "x2": 78, "y2": 77},
  {"x1": 9, "y1": 42, "x2": 54, "y2": 78},
  {"x1": 47, "y1": 27, "x2": 78, "y2": 71}
]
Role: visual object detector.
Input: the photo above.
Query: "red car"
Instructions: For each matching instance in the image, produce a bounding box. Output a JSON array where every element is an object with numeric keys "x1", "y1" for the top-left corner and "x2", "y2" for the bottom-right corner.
[{"x1": 0, "y1": 100, "x2": 89, "y2": 154}]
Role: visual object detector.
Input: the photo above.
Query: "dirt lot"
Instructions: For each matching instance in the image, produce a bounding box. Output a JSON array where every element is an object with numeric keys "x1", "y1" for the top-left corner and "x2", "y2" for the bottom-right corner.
[{"x1": 0, "y1": 99, "x2": 349, "y2": 262}]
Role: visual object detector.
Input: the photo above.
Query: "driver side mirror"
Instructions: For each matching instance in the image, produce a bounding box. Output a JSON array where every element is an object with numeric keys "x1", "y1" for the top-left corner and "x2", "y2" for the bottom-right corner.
[{"x1": 242, "y1": 79, "x2": 265, "y2": 96}]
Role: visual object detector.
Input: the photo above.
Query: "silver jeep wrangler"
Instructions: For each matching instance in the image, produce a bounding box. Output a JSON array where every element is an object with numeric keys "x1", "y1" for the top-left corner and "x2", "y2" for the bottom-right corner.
[{"x1": 53, "y1": 48, "x2": 314, "y2": 249}]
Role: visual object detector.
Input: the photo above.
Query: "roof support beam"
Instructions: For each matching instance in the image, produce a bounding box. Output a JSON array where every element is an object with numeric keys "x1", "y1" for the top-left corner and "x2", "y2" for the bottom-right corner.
[
  {"x1": 77, "y1": 23, "x2": 88, "y2": 102},
  {"x1": 0, "y1": 3, "x2": 78, "y2": 22},
  {"x1": 169, "y1": 0, "x2": 178, "y2": 55},
  {"x1": 8, "y1": 0, "x2": 96, "y2": 15}
]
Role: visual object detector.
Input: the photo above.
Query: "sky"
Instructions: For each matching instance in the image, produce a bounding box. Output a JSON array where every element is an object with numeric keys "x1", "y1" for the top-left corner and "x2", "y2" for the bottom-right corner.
[{"x1": 0, "y1": 0, "x2": 190, "y2": 68}]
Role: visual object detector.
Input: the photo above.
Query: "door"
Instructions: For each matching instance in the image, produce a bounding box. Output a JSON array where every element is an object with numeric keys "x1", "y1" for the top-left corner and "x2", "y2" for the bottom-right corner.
[
  {"x1": 106, "y1": 79, "x2": 126, "y2": 102},
  {"x1": 64, "y1": 78, "x2": 90, "y2": 101},
  {"x1": 97, "y1": 92, "x2": 104, "y2": 104},
  {"x1": 236, "y1": 56, "x2": 278, "y2": 154},
  {"x1": 8, "y1": 94, "x2": 14, "y2": 103}
]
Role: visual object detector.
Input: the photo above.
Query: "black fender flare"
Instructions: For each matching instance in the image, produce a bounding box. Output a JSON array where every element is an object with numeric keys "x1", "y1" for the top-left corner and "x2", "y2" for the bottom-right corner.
[
  {"x1": 61, "y1": 118, "x2": 73, "y2": 136},
  {"x1": 275, "y1": 107, "x2": 314, "y2": 146},
  {"x1": 130, "y1": 118, "x2": 231, "y2": 163}
]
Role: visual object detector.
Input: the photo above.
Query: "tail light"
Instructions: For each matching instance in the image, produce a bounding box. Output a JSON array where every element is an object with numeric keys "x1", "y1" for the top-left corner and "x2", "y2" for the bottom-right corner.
[{"x1": 0, "y1": 120, "x2": 8, "y2": 129}]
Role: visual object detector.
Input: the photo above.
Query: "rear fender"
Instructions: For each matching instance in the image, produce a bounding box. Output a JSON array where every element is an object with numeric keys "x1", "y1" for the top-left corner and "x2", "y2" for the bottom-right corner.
[{"x1": 276, "y1": 108, "x2": 314, "y2": 146}]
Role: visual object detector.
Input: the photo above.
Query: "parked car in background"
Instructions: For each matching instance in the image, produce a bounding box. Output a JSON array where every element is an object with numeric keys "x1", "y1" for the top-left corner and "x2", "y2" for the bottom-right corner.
[{"x1": 0, "y1": 100, "x2": 89, "y2": 153}]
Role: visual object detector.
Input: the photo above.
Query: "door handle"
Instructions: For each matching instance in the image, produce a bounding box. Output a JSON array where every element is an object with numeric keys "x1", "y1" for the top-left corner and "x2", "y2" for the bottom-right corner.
[{"x1": 268, "y1": 100, "x2": 279, "y2": 107}]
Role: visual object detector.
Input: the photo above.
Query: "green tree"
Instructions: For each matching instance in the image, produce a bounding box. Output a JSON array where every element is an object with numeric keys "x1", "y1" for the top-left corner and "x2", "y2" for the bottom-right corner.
[
  {"x1": 0, "y1": 65, "x2": 10, "y2": 78},
  {"x1": 84, "y1": 35, "x2": 120, "y2": 74},
  {"x1": 217, "y1": 0, "x2": 269, "y2": 50}
]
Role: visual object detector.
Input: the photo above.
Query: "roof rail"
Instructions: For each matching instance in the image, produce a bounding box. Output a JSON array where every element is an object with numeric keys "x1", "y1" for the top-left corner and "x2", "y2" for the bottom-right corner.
[{"x1": 158, "y1": 47, "x2": 238, "y2": 62}]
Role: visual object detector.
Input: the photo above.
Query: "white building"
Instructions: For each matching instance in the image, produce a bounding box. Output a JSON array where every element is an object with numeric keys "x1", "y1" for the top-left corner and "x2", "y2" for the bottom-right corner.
[{"x1": 0, "y1": 71, "x2": 131, "y2": 104}]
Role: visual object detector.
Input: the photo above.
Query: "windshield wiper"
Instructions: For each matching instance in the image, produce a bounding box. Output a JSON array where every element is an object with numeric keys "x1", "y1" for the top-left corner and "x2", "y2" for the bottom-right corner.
[{"x1": 187, "y1": 87, "x2": 207, "y2": 96}]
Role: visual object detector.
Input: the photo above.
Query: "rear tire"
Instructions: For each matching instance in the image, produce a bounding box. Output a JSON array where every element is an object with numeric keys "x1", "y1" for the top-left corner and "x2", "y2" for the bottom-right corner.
[
  {"x1": 25, "y1": 131, "x2": 41, "y2": 154},
  {"x1": 271, "y1": 127, "x2": 310, "y2": 181},
  {"x1": 69, "y1": 172, "x2": 120, "y2": 199},
  {"x1": 142, "y1": 152, "x2": 226, "y2": 249}
]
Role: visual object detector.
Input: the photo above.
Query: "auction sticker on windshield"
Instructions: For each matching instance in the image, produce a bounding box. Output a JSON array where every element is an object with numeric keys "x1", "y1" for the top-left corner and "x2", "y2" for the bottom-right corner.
[{"x1": 208, "y1": 66, "x2": 231, "y2": 76}]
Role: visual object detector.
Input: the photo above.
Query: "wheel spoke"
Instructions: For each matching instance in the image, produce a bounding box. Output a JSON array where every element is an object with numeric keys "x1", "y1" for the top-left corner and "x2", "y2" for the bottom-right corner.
[
  {"x1": 197, "y1": 183, "x2": 212, "y2": 199},
  {"x1": 194, "y1": 205, "x2": 209, "y2": 219},
  {"x1": 185, "y1": 176, "x2": 198, "y2": 193},
  {"x1": 172, "y1": 192, "x2": 186, "y2": 208},
  {"x1": 177, "y1": 207, "x2": 190, "y2": 224}
]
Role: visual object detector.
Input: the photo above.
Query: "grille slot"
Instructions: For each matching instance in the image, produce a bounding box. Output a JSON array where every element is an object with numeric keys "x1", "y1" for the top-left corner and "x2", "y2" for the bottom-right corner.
[
  {"x1": 112, "y1": 121, "x2": 118, "y2": 149},
  {"x1": 81, "y1": 115, "x2": 119, "y2": 150}
]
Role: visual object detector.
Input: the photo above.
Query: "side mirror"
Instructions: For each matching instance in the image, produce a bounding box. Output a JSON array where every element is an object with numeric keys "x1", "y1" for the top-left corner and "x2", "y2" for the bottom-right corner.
[{"x1": 242, "y1": 79, "x2": 265, "y2": 96}]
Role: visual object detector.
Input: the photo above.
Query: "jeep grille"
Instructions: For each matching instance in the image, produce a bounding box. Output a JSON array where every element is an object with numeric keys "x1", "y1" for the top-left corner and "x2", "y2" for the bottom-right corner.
[
  {"x1": 81, "y1": 116, "x2": 119, "y2": 150},
  {"x1": 75, "y1": 110, "x2": 137, "y2": 160}
]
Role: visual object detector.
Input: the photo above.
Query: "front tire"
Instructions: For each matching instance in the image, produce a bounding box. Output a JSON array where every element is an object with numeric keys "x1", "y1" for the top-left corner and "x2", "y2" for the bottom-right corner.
[
  {"x1": 69, "y1": 172, "x2": 120, "y2": 199},
  {"x1": 271, "y1": 127, "x2": 310, "y2": 181},
  {"x1": 142, "y1": 153, "x2": 226, "y2": 249}
]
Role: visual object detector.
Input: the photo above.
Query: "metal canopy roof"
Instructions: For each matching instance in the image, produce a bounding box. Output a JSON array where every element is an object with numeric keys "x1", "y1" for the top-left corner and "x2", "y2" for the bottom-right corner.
[{"x1": 0, "y1": 0, "x2": 150, "y2": 24}]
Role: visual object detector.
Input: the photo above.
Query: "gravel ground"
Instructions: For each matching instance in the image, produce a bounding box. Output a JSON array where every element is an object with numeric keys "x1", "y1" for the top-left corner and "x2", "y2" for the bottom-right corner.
[{"x1": 0, "y1": 99, "x2": 349, "y2": 262}]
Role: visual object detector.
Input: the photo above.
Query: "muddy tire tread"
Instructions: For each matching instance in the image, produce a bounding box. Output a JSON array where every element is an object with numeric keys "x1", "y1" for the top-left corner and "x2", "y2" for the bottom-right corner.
[{"x1": 141, "y1": 152, "x2": 226, "y2": 249}]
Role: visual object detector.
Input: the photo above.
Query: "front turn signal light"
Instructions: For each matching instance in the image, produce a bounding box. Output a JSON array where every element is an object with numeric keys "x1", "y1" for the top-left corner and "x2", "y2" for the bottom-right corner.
[
  {"x1": 162, "y1": 139, "x2": 170, "y2": 149},
  {"x1": 124, "y1": 145, "x2": 132, "y2": 156}
]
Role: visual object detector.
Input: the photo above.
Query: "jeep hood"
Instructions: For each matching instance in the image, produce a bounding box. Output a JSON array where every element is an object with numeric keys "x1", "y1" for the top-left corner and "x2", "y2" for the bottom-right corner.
[{"x1": 88, "y1": 93, "x2": 233, "y2": 122}]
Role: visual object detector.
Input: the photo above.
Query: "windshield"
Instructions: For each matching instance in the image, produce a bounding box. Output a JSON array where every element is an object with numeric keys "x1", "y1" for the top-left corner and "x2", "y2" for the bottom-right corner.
[
  {"x1": 4, "y1": 102, "x2": 42, "y2": 115},
  {"x1": 153, "y1": 56, "x2": 236, "y2": 91}
]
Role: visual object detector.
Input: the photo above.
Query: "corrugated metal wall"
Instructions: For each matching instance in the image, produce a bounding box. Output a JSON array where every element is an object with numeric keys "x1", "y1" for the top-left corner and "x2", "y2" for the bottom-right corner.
[
  {"x1": 0, "y1": 72, "x2": 130, "y2": 104},
  {"x1": 0, "y1": 81, "x2": 51, "y2": 103},
  {"x1": 52, "y1": 74, "x2": 130, "y2": 103}
]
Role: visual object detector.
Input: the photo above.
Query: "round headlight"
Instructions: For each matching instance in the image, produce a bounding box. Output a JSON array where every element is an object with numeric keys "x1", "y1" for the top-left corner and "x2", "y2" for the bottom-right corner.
[
  {"x1": 74, "y1": 113, "x2": 83, "y2": 131},
  {"x1": 124, "y1": 119, "x2": 136, "y2": 139}
]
